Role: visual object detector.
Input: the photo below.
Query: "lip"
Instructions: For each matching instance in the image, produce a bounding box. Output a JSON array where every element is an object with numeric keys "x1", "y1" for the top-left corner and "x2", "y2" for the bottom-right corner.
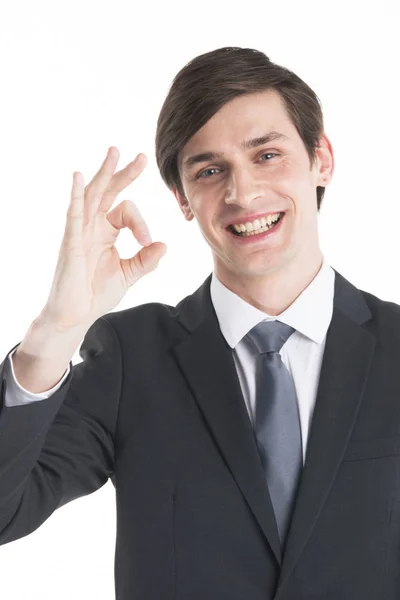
[
  {"x1": 226, "y1": 212, "x2": 285, "y2": 244},
  {"x1": 226, "y1": 211, "x2": 285, "y2": 228}
]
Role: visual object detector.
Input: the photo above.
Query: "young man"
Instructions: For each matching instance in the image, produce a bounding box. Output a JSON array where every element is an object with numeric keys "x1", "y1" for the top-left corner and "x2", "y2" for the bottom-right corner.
[{"x1": 0, "y1": 47, "x2": 398, "y2": 599}]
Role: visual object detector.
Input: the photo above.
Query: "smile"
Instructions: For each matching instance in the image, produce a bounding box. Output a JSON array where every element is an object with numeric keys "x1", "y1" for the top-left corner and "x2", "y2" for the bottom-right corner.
[{"x1": 228, "y1": 212, "x2": 285, "y2": 237}]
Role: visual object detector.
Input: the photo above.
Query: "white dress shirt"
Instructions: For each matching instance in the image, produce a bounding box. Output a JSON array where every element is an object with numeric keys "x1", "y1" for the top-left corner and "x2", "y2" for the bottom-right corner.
[{"x1": 4, "y1": 254, "x2": 335, "y2": 464}]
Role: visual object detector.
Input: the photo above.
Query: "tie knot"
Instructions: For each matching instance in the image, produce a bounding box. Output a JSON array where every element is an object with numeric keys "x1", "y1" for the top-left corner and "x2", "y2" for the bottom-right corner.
[{"x1": 246, "y1": 320, "x2": 295, "y2": 355}]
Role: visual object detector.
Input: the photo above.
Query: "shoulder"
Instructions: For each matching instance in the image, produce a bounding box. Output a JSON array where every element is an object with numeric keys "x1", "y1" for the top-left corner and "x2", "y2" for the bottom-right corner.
[
  {"x1": 361, "y1": 287, "x2": 400, "y2": 324},
  {"x1": 358, "y1": 287, "x2": 400, "y2": 351},
  {"x1": 97, "y1": 296, "x2": 189, "y2": 350},
  {"x1": 105, "y1": 300, "x2": 179, "y2": 326}
]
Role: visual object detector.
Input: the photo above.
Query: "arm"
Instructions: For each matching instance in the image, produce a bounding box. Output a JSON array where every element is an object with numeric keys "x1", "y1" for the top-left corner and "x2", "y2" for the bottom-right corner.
[
  {"x1": 5, "y1": 347, "x2": 71, "y2": 408},
  {"x1": 0, "y1": 316, "x2": 121, "y2": 545},
  {"x1": 0, "y1": 146, "x2": 165, "y2": 545},
  {"x1": 9, "y1": 314, "x2": 82, "y2": 396}
]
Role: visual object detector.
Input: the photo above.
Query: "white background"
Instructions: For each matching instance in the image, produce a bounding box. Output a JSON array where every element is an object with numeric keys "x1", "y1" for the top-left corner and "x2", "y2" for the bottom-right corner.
[{"x1": 0, "y1": 0, "x2": 399, "y2": 597}]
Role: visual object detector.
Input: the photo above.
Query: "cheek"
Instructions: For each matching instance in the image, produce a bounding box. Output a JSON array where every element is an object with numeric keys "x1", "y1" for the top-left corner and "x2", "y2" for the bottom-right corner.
[
  {"x1": 270, "y1": 160, "x2": 304, "y2": 185},
  {"x1": 190, "y1": 195, "x2": 214, "y2": 229},
  {"x1": 253, "y1": 162, "x2": 292, "y2": 195},
  {"x1": 190, "y1": 192, "x2": 218, "y2": 221},
  {"x1": 272, "y1": 162, "x2": 315, "y2": 203}
]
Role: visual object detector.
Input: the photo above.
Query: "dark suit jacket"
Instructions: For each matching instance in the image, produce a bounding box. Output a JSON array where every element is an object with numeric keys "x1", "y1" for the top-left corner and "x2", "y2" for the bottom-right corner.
[{"x1": 1, "y1": 269, "x2": 400, "y2": 599}]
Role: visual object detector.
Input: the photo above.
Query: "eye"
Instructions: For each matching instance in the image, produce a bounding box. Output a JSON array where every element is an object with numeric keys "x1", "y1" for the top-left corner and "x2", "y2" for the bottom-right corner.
[
  {"x1": 196, "y1": 152, "x2": 278, "y2": 180},
  {"x1": 259, "y1": 152, "x2": 278, "y2": 161},
  {"x1": 196, "y1": 167, "x2": 221, "y2": 179}
]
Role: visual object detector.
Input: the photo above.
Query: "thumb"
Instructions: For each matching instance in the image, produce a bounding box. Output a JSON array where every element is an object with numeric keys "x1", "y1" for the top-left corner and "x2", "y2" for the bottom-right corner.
[{"x1": 120, "y1": 241, "x2": 167, "y2": 287}]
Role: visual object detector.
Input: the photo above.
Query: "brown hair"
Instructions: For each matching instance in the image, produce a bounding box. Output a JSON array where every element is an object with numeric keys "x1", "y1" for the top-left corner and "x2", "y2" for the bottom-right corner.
[{"x1": 155, "y1": 47, "x2": 326, "y2": 211}]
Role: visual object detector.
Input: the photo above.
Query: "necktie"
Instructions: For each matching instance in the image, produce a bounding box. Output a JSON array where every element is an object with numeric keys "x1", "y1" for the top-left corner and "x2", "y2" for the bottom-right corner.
[{"x1": 246, "y1": 320, "x2": 303, "y2": 547}]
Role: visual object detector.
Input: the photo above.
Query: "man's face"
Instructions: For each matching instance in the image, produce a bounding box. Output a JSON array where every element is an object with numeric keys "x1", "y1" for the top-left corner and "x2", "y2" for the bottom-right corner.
[{"x1": 174, "y1": 90, "x2": 333, "y2": 285}]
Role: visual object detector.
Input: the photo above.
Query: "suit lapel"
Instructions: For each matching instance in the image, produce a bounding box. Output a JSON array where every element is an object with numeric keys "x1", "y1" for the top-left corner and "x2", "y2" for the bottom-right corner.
[
  {"x1": 173, "y1": 274, "x2": 282, "y2": 565},
  {"x1": 275, "y1": 270, "x2": 377, "y2": 596},
  {"x1": 172, "y1": 269, "x2": 377, "y2": 583}
]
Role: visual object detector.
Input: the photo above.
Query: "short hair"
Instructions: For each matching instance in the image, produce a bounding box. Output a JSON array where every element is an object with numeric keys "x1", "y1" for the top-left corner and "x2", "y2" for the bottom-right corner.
[{"x1": 155, "y1": 46, "x2": 326, "y2": 211}]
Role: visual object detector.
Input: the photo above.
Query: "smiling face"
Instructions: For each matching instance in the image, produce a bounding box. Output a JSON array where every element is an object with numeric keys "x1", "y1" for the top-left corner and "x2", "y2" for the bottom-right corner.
[{"x1": 173, "y1": 90, "x2": 334, "y2": 294}]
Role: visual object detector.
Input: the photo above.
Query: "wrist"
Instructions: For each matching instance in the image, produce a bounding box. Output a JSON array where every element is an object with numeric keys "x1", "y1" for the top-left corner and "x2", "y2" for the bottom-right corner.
[{"x1": 17, "y1": 313, "x2": 88, "y2": 362}]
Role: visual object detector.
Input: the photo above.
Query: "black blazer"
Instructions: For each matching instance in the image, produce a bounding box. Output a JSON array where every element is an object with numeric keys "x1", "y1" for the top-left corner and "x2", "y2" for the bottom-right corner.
[{"x1": 1, "y1": 269, "x2": 400, "y2": 599}]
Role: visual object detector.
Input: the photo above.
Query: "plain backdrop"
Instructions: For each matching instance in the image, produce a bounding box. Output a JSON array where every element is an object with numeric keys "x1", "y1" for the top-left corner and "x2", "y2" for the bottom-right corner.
[{"x1": 0, "y1": 0, "x2": 399, "y2": 597}]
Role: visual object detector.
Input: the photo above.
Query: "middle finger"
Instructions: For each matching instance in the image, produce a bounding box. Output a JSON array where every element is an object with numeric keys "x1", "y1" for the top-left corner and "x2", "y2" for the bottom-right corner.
[
  {"x1": 99, "y1": 153, "x2": 148, "y2": 214},
  {"x1": 85, "y1": 147, "x2": 121, "y2": 217}
]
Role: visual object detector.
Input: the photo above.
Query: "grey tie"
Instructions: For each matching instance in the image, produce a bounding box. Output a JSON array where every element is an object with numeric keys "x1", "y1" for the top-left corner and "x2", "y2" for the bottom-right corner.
[{"x1": 246, "y1": 320, "x2": 303, "y2": 547}]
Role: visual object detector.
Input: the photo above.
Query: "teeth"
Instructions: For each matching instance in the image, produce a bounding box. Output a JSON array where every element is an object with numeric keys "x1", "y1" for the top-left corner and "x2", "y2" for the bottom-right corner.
[{"x1": 232, "y1": 212, "x2": 281, "y2": 233}]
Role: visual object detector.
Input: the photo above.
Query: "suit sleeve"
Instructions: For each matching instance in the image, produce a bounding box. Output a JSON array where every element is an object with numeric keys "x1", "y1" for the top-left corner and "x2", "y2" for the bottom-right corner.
[
  {"x1": 0, "y1": 315, "x2": 122, "y2": 545},
  {"x1": 5, "y1": 347, "x2": 71, "y2": 406}
]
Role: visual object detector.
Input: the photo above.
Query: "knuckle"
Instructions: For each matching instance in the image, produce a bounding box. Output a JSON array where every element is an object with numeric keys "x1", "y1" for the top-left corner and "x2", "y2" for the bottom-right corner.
[
  {"x1": 101, "y1": 187, "x2": 115, "y2": 203},
  {"x1": 126, "y1": 259, "x2": 141, "y2": 286},
  {"x1": 137, "y1": 251, "x2": 145, "y2": 272}
]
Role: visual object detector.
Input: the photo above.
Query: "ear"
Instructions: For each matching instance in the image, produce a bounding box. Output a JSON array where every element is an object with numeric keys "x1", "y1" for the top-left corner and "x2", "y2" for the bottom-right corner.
[
  {"x1": 314, "y1": 133, "x2": 335, "y2": 187},
  {"x1": 172, "y1": 187, "x2": 195, "y2": 221}
]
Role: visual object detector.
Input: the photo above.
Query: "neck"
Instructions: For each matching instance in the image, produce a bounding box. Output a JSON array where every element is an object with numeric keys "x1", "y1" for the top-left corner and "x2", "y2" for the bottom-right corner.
[{"x1": 216, "y1": 250, "x2": 323, "y2": 316}]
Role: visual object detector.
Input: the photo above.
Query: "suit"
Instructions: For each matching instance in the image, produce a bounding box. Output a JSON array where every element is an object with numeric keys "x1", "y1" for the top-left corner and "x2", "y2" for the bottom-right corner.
[{"x1": 0, "y1": 268, "x2": 399, "y2": 599}]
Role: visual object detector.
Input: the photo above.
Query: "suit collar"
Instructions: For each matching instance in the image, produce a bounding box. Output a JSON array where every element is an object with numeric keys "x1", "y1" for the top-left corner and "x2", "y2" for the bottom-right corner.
[{"x1": 176, "y1": 265, "x2": 372, "y2": 334}]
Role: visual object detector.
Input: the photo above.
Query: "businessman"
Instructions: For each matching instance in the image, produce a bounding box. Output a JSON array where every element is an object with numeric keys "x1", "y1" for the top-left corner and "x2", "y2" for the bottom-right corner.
[{"x1": 0, "y1": 46, "x2": 398, "y2": 599}]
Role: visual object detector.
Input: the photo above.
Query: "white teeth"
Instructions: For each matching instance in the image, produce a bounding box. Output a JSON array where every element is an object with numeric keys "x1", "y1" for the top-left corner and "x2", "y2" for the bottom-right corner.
[{"x1": 232, "y1": 212, "x2": 282, "y2": 235}]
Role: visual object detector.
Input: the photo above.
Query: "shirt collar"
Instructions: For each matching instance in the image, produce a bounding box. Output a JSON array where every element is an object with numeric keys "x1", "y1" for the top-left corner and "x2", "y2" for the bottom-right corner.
[{"x1": 210, "y1": 253, "x2": 335, "y2": 349}]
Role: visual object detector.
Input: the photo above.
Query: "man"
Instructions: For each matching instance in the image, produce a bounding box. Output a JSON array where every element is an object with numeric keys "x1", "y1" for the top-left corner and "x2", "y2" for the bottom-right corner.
[{"x1": 0, "y1": 46, "x2": 398, "y2": 599}]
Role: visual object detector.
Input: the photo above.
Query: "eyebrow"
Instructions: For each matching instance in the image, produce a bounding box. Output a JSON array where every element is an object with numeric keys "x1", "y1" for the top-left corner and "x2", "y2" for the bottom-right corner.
[{"x1": 182, "y1": 131, "x2": 289, "y2": 171}]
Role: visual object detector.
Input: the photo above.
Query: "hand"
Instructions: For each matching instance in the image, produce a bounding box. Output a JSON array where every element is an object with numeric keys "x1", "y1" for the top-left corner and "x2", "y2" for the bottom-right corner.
[{"x1": 40, "y1": 146, "x2": 167, "y2": 331}]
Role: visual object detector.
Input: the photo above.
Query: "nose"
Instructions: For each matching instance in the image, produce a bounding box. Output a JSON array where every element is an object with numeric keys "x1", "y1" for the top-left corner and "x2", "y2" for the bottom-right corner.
[{"x1": 224, "y1": 165, "x2": 263, "y2": 208}]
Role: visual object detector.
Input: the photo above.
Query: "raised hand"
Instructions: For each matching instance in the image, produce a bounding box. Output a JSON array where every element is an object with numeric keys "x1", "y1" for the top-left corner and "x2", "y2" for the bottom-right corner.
[{"x1": 41, "y1": 146, "x2": 167, "y2": 331}]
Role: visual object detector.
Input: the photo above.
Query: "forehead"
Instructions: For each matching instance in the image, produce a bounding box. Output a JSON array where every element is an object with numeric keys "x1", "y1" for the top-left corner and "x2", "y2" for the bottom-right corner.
[{"x1": 180, "y1": 90, "x2": 296, "y2": 164}]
